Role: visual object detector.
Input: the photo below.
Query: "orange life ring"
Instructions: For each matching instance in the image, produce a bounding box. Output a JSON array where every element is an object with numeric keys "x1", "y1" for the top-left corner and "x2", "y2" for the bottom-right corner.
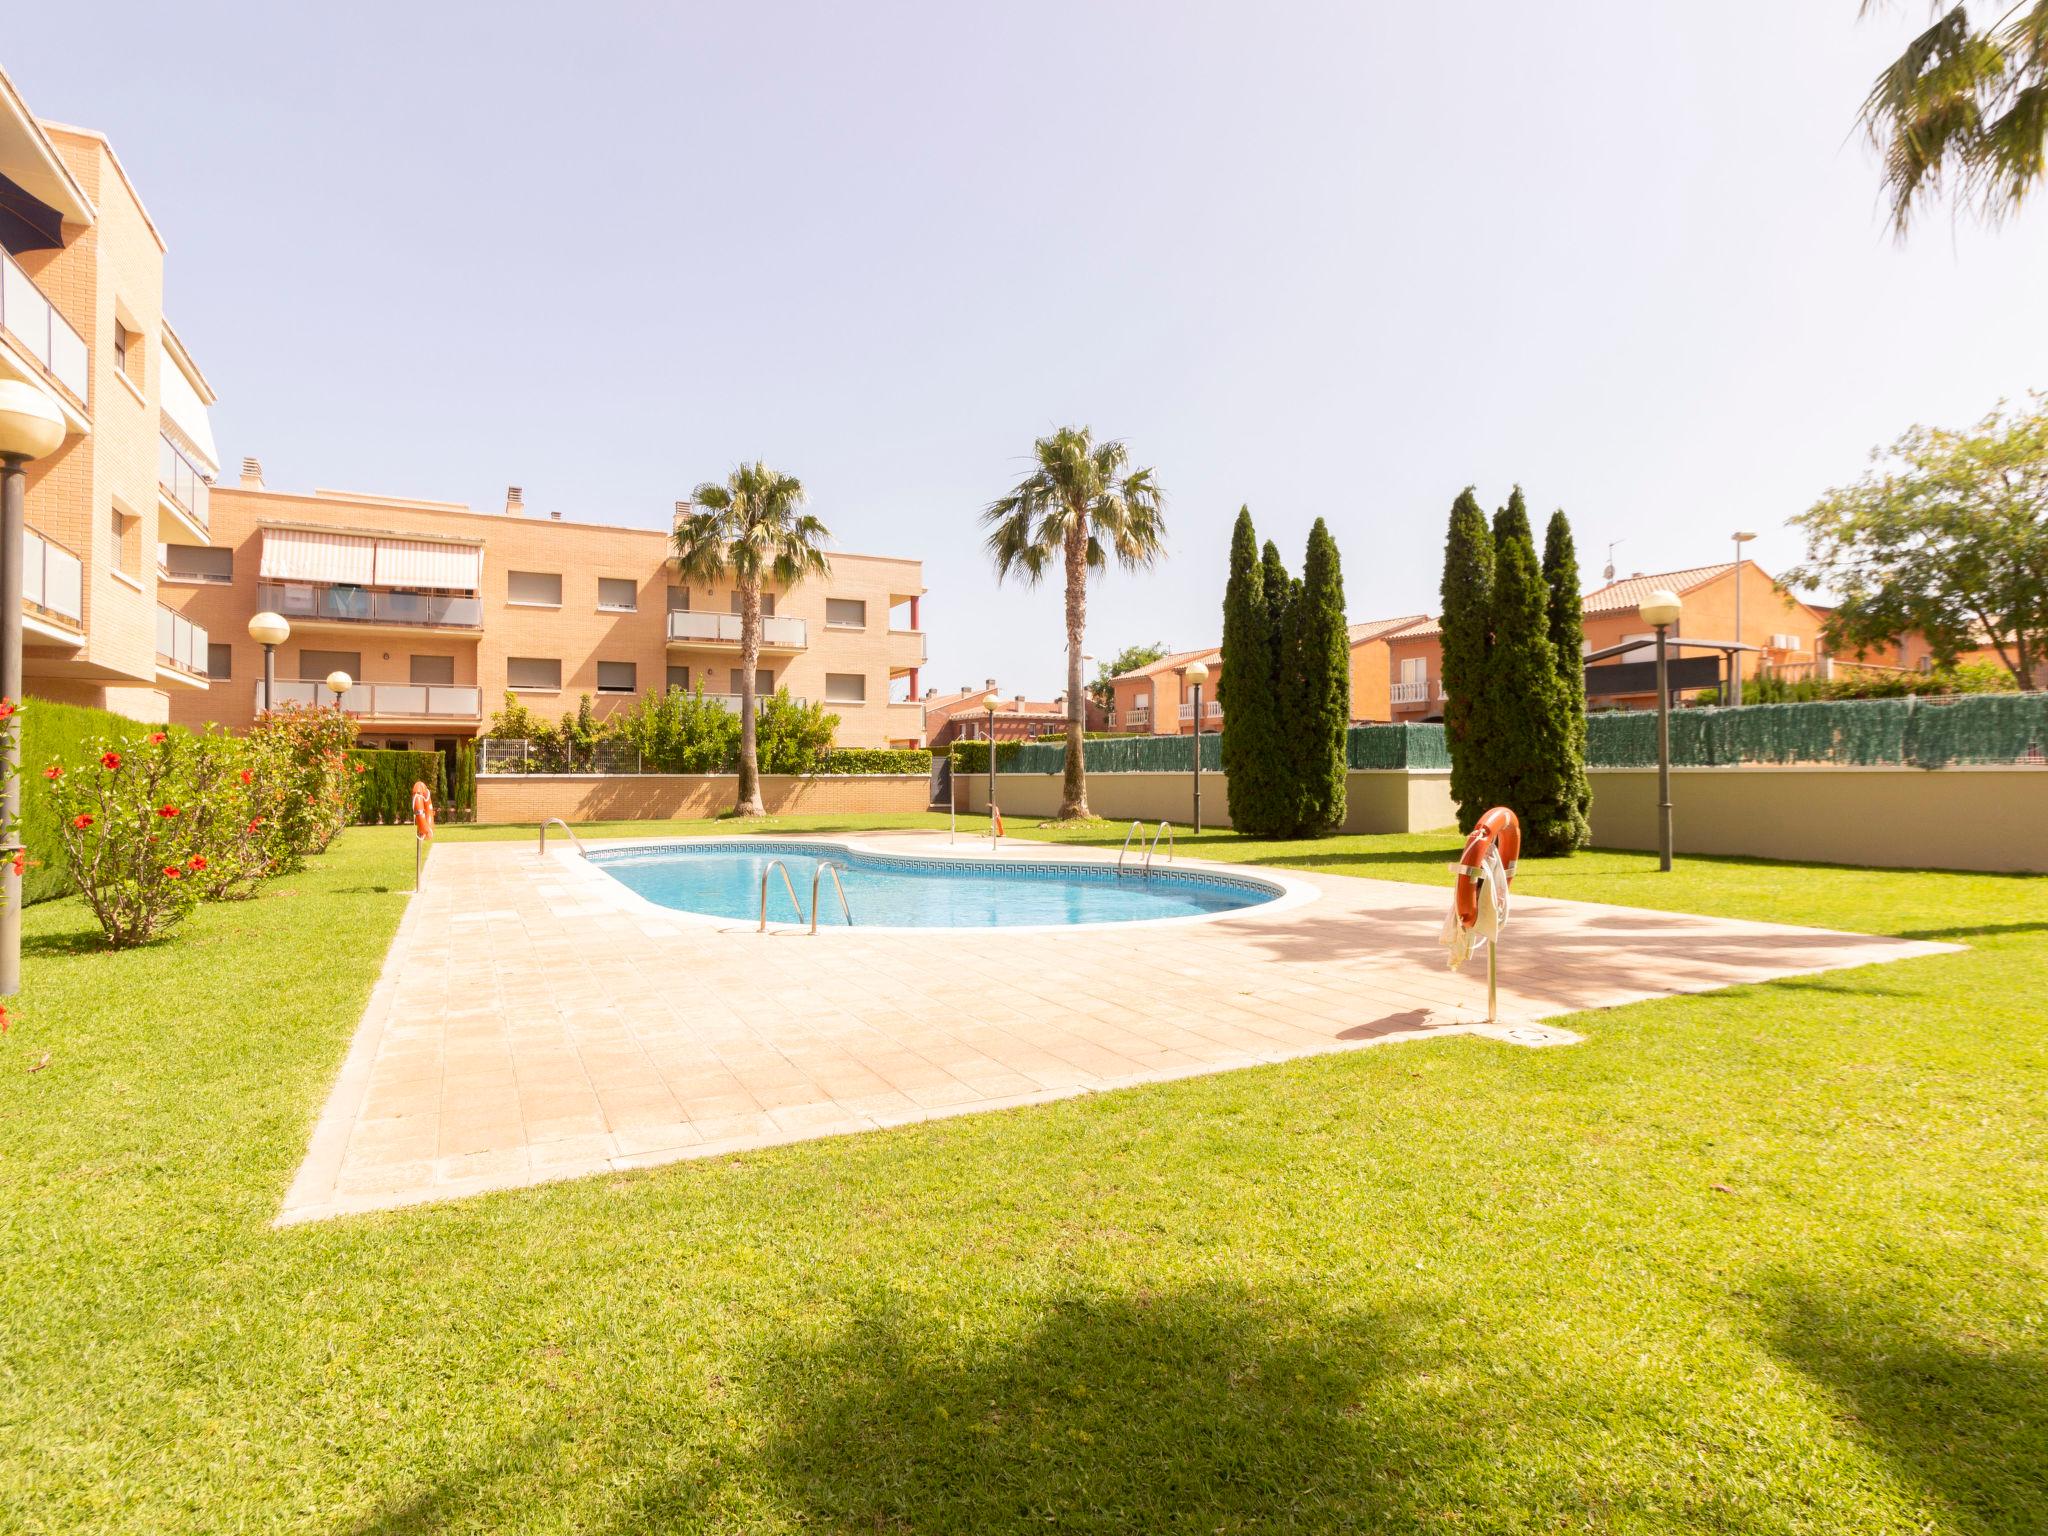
[
  {"x1": 1452, "y1": 805, "x2": 1520, "y2": 928},
  {"x1": 991, "y1": 806, "x2": 1004, "y2": 839},
  {"x1": 411, "y1": 780, "x2": 435, "y2": 840}
]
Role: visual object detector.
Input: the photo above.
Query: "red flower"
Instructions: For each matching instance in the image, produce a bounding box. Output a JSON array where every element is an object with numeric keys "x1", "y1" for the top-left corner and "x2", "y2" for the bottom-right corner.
[
  {"x1": 41, "y1": 765, "x2": 61, "y2": 781},
  {"x1": 353, "y1": 763, "x2": 367, "y2": 774},
  {"x1": 239, "y1": 770, "x2": 253, "y2": 786},
  {"x1": 0, "y1": 699, "x2": 16, "y2": 721},
  {"x1": 188, "y1": 855, "x2": 208, "y2": 871},
  {"x1": 100, "y1": 752, "x2": 122, "y2": 771},
  {"x1": 158, "y1": 805, "x2": 180, "y2": 819},
  {"x1": 9, "y1": 854, "x2": 21, "y2": 877},
  {"x1": 0, "y1": 1003, "x2": 8, "y2": 1034},
  {"x1": 72, "y1": 813, "x2": 93, "y2": 829},
  {"x1": 148, "y1": 731, "x2": 167, "y2": 744},
  {"x1": 162, "y1": 866, "x2": 182, "y2": 880},
  {"x1": 248, "y1": 818, "x2": 264, "y2": 831}
]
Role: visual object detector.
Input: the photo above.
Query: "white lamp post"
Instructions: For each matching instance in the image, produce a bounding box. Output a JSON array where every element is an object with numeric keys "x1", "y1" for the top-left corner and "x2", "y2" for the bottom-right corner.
[
  {"x1": 983, "y1": 690, "x2": 1000, "y2": 846},
  {"x1": 1183, "y1": 660, "x2": 1209, "y2": 834},
  {"x1": 1639, "y1": 588, "x2": 1684, "y2": 872},
  {"x1": 326, "y1": 670, "x2": 353, "y2": 714},
  {"x1": 1729, "y1": 531, "x2": 1757, "y2": 705},
  {"x1": 0, "y1": 381, "x2": 67, "y2": 999},
  {"x1": 248, "y1": 611, "x2": 290, "y2": 713}
]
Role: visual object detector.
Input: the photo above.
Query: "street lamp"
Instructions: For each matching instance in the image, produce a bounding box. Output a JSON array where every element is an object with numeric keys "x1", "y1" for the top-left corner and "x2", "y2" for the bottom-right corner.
[
  {"x1": 1729, "y1": 531, "x2": 1757, "y2": 705},
  {"x1": 1183, "y1": 659, "x2": 1209, "y2": 834},
  {"x1": 1639, "y1": 588, "x2": 1683, "y2": 872},
  {"x1": 326, "y1": 670, "x2": 353, "y2": 713},
  {"x1": 983, "y1": 690, "x2": 1000, "y2": 846},
  {"x1": 0, "y1": 380, "x2": 67, "y2": 1000},
  {"x1": 248, "y1": 611, "x2": 290, "y2": 713}
]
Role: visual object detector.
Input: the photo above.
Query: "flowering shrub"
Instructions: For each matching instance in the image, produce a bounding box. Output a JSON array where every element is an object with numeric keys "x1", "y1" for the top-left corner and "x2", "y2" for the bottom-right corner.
[
  {"x1": 47, "y1": 733, "x2": 207, "y2": 946},
  {"x1": 181, "y1": 728, "x2": 293, "y2": 900},
  {"x1": 249, "y1": 704, "x2": 359, "y2": 865}
]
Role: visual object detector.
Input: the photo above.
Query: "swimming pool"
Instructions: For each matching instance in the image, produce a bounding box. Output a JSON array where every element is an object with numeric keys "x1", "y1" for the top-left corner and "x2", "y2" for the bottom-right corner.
[{"x1": 587, "y1": 840, "x2": 1285, "y2": 930}]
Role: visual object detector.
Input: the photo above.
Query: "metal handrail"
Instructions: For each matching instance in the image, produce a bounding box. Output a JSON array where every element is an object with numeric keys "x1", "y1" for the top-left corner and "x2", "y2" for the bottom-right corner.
[
  {"x1": 758, "y1": 858, "x2": 801, "y2": 931},
  {"x1": 538, "y1": 818, "x2": 587, "y2": 856},
  {"x1": 810, "y1": 860, "x2": 852, "y2": 933},
  {"x1": 1116, "y1": 820, "x2": 1145, "y2": 876},
  {"x1": 1143, "y1": 821, "x2": 1174, "y2": 874}
]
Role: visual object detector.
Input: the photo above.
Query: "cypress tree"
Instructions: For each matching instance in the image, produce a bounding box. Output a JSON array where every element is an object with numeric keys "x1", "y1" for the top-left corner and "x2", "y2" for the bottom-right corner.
[
  {"x1": 1219, "y1": 508, "x2": 1287, "y2": 836},
  {"x1": 1542, "y1": 509, "x2": 1593, "y2": 848},
  {"x1": 1439, "y1": 488, "x2": 1495, "y2": 832},
  {"x1": 1488, "y1": 489, "x2": 1582, "y2": 856},
  {"x1": 1259, "y1": 539, "x2": 1299, "y2": 828},
  {"x1": 1289, "y1": 518, "x2": 1350, "y2": 833}
]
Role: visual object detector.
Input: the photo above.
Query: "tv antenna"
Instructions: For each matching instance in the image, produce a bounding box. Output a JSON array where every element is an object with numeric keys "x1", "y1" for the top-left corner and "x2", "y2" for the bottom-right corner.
[{"x1": 1603, "y1": 539, "x2": 1623, "y2": 582}]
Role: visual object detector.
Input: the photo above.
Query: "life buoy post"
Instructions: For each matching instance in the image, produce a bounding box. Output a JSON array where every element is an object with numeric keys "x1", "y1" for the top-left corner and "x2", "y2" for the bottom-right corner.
[
  {"x1": 410, "y1": 779, "x2": 435, "y2": 891},
  {"x1": 1440, "y1": 805, "x2": 1521, "y2": 1022},
  {"x1": 991, "y1": 804, "x2": 1004, "y2": 847}
]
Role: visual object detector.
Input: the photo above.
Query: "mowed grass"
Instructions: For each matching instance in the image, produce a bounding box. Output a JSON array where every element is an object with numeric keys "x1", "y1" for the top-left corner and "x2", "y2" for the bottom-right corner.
[{"x1": 1, "y1": 817, "x2": 2043, "y2": 1533}]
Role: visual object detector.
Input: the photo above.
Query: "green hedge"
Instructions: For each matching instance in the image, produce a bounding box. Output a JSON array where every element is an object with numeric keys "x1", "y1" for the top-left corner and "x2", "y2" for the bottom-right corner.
[
  {"x1": 947, "y1": 740, "x2": 1029, "y2": 774},
  {"x1": 816, "y1": 747, "x2": 932, "y2": 775},
  {"x1": 348, "y1": 749, "x2": 448, "y2": 825},
  {"x1": 21, "y1": 696, "x2": 163, "y2": 905},
  {"x1": 447, "y1": 739, "x2": 477, "y2": 816}
]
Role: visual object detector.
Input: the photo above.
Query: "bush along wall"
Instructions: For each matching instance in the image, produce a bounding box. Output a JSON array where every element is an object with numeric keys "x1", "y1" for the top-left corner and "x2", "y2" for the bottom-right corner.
[
  {"x1": 815, "y1": 748, "x2": 933, "y2": 774},
  {"x1": 348, "y1": 749, "x2": 449, "y2": 825},
  {"x1": 21, "y1": 696, "x2": 161, "y2": 905}
]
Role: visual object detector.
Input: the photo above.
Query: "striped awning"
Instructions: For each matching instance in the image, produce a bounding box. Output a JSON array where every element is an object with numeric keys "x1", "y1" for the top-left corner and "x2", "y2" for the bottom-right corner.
[
  {"x1": 373, "y1": 538, "x2": 481, "y2": 591},
  {"x1": 259, "y1": 528, "x2": 374, "y2": 585}
]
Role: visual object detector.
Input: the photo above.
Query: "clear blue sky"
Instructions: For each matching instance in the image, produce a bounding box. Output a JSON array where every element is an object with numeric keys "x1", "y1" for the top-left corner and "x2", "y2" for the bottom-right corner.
[{"x1": 11, "y1": 3, "x2": 2044, "y2": 695}]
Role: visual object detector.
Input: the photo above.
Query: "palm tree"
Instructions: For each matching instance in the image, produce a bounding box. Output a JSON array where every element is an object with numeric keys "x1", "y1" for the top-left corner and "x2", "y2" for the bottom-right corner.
[
  {"x1": 673, "y1": 463, "x2": 830, "y2": 816},
  {"x1": 984, "y1": 427, "x2": 1167, "y2": 820}
]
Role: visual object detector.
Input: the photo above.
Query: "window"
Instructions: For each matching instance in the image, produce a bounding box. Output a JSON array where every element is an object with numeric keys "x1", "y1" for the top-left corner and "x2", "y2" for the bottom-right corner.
[
  {"x1": 824, "y1": 672, "x2": 866, "y2": 704},
  {"x1": 597, "y1": 661, "x2": 637, "y2": 693},
  {"x1": 113, "y1": 320, "x2": 137, "y2": 379},
  {"x1": 205, "y1": 642, "x2": 233, "y2": 680},
  {"x1": 1399, "y1": 657, "x2": 1427, "y2": 685},
  {"x1": 826, "y1": 598, "x2": 866, "y2": 629},
  {"x1": 506, "y1": 570, "x2": 562, "y2": 606},
  {"x1": 506, "y1": 656, "x2": 561, "y2": 690},
  {"x1": 299, "y1": 649, "x2": 362, "y2": 680},
  {"x1": 667, "y1": 586, "x2": 690, "y2": 612},
  {"x1": 755, "y1": 668, "x2": 774, "y2": 695},
  {"x1": 162, "y1": 543, "x2": 232, "y2": 583},
  {"x1": 666, "y1": 665, "x2": 691, "y2": 692},
  {"x1": 598, "y1": 577, "x2": 638, "y2": 612},
  {"x1": 409, "y1": 654, "x2": 455, "y2": 685},
  {"x1": 1135, "y1": 691, "x2": 1150, "y2": 708},
  {"x1": 109, "y1": 507, "x2": 140, "y2": 577},
  {"x1": 729, "y1": 590, "x2": 775, "y2": 615}
]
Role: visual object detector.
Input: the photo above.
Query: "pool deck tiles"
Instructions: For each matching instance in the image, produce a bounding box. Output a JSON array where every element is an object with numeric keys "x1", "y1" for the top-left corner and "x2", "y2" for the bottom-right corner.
[{"x1": 276, "y1": 831, "x2": 1955, "y2": 1224}]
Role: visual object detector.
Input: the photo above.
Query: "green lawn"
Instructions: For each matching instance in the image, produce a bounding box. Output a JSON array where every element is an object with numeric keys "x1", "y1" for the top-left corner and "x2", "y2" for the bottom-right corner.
[{"x1": 2, "y1": 817, "x2": 2042, "y2": 1533}]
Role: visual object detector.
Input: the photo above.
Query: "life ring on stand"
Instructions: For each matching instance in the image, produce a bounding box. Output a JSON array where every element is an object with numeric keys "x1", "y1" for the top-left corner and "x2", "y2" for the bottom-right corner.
[
  {"x1": 1453, "y1": 805, "x2": 1519, "y2": 928},
  {"x1": 411, "y1": 780, "x2": 435, "y2": 840},
  {"x1": 991, "y1": 805, "x2": 1004, "y2": 839}
]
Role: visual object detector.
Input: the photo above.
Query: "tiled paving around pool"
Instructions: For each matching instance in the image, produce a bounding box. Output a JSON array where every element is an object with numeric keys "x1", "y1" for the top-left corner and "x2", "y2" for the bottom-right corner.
[{"x1": 277, "y1": 832, "x2": 1955, "y2": 1224}]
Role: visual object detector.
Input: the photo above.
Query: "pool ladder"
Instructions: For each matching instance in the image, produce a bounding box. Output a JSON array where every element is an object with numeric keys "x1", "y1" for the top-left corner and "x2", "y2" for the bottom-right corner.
[
  {"x1": 538, "y1": 818, "x2": 588, "y2": 857},
  {"x1": 758, "y1": 858, "x2": 855, "y2": 934},
  {"x1": 1116, "y1": 820, "x2": 1175, "y2": 876}
]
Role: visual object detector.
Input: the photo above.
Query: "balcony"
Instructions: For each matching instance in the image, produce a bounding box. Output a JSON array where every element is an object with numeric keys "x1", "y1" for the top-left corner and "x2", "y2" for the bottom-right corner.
[
  {"x1": 156, "y1": 605, "x2": 210, "y2": 685},
  {"x1": 22, "y1": 526, "x2": 84, "y2": 632},
  {"x1": 258, "y1": 580, "x2": 483, "y2": 630},
  {"x1": 1390, "y1": 679, "x2": 1430, "y2": 705},
  {"x1": 665, "y1": 610, "x2": 808, "y2": 650},
  {"x1": 1121, "y1": 707, "x2": 1151, "y2": 729},
  {"x1": 0, "y1": 248, "x2": 88, "y2": 409},
  {"x1": 258, "y1": 679, "x2": 483, "y2": 720},
  {"x1": 158, "y1": 433, "x2": 210, "y2": 537},
  {"x1": 1178, "y1": 700, "x2": 1223, "y2": 724}
]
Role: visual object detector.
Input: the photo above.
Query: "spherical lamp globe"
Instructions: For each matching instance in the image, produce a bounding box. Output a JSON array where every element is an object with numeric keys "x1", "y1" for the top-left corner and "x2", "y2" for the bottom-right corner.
[{"x1": 1639, "y1": 589, "x2": 1683, "y2": 629}]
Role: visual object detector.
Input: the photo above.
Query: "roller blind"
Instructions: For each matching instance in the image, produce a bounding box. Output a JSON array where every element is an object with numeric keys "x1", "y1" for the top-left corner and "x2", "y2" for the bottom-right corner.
[
  {"x1": 260, "y1": 529, "x2": 374, "y2": 584},
  {"x1": 375, "y1": 538, "x2": 481, "y2": 590},
  {"x1": 506, "y1": 657, "x2": 561, "y2": 689},
  {"x1": 507, "y1": 570, "x2": 562, "y2": 605}
]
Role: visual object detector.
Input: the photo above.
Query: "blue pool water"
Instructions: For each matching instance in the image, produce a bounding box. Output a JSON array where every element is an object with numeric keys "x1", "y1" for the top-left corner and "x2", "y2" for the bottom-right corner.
[{"x1": 588, "y1": 841, "x2": 1281, "y2": 928}]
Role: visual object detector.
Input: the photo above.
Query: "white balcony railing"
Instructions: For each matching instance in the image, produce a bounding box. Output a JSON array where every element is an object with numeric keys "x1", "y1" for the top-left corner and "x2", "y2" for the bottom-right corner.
[
  {"x1": 1390, "y1": 679, "x2": 1430, "y2": 704},
  {"x1": 22, "y1": 527, "x2": 84, "y2": 626},
  {"x1": 1178, "y1": 700, "x2": 1223, "y2": 723},
  {"x1": 156, "y1": 606, "x2": 210, "y2": 676},
  {"x1": 665, "y1": 610, "x2": 809, "y2": 648},
  {"x1": 158, "y1": 433, "x2": 210, "y2": 531},
  {"x1": 258, "y1": 580, "x2": 483, "y2": 628},
  {"x1": 698, "y1": 692, "x2": 808, "y2": 714},
  {"x1": 0, "y1": 248, "x2": 89, "y2": 405},
  {"x1": 1122, "y1": 707, "x2": 1150, "y2": 728},
  {"x1": 257, "y1": 680, "x2": 483, "y2": 718}
]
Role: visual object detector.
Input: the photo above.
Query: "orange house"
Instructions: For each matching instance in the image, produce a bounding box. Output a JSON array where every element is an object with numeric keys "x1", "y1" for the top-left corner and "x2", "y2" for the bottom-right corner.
[
  {"x1": 1107, "y1": 647, "x2": 1222, "y2": 735},
  {"x1": 1348, "y1": 614, "x2": 1432, "y2": 721}
]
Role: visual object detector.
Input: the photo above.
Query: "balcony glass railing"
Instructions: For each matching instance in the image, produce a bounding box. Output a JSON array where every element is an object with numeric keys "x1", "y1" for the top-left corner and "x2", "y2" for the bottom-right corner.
[
  {"x1": 0, "y1": 248, "x2": 89, "y2": 406},
  {"x1": 22, "y1": 527, "x2": 84, "y2": 626},
  {"x1": 155, "y1": 605, "x2": 210, "y2": 676},
  {"x1": 158, "y1": 433, "x2": 210, "y2": 530},
  {"x1": 665, "y1": 610, "x2": 808, "y2": 647},
  {"x1": 257, "y1": 581, "x2": 483, "y2": 628},
  {"x1": 257, "y1": 680, "x2": 483, "y2": 718}
]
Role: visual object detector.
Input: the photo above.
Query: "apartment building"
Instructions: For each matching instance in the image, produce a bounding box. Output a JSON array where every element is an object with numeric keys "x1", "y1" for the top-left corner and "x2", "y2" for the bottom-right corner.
[
  {"x1": 1106, "y1": 648, "x2": 1222, "y2": 735},
  {"x1": 3, "y1": 67, "x2": 219, "y2": 723},
  {"x1": 161, "y1": 476, "x2": 929, "y2": 750}
]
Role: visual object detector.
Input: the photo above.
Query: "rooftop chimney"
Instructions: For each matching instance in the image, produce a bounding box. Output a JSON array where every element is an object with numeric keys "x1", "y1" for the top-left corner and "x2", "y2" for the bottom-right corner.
[
  {"x1": 504, "y1": 485, "x2": 525, "y2": 516},
  {"x1": 239, "y1": 456, "x2": 264, "y2": 489},
  {"x1": 673, "y1": 499, "x2": 692, "y2": 531},
  {"x1": 549, "y1": 510, "x2": 562, "y2": 521}
]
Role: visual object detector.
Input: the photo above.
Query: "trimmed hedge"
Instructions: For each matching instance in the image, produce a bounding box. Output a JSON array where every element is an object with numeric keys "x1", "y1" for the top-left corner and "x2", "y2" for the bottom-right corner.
[
  {"x1": 816, "y1": 747, "x2": 932, "y2": 775},
  {"x1": 947, "y1": 740, "x2": 1028, "y2": 774},
  {"x1": 21, "y1": 696, "x2": 163, "y2": 905},
  {"x1": 348, "y1": 748, "x2": 448, "y2": 825}
]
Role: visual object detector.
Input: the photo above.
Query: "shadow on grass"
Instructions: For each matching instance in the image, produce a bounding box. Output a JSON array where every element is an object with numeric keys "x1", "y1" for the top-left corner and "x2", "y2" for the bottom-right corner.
[
  {"x1": 1763, "y1": 1278, "x2": 2048, "y2": 1535},
  {"x1": 1896, "y1": 921, "x2": 2048, "y2": 942}
]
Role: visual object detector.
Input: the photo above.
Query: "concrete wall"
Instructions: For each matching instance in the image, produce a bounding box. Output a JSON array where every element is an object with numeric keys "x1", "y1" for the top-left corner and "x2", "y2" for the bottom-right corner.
[
  {"x1": 1588, "y1": 766, "x2": 2048, "y2": 873},
  {"x1": 961, "y1": 769, "x2": 1458, "y2": 836},
  {"x1": 476, "y1": 773, "x2": 933, "y2": 825}
]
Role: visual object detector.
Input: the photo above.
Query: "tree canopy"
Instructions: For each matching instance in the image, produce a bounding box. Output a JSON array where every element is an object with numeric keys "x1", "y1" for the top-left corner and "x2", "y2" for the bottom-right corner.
[
  {"x1": 1786, "y1": 395, "x2": 2048, "y2": 689},
  {"x1": 1089, "y1": 642, "x2": 1171, "y2": 709}
]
